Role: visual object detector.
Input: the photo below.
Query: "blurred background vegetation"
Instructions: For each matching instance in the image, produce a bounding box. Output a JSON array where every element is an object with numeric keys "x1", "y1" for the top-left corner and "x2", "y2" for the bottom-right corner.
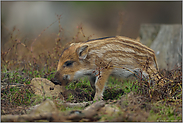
[{"x1": 1, "y1": 1, "x2": 182, "y2": 70}]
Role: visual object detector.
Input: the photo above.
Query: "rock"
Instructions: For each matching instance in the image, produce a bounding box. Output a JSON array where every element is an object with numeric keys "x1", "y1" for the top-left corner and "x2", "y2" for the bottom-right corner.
[
  {"x1": 140, "y1": 24, "x2": 182, "y2": 70},
  {"x1": 30, "y1": 78, "x2": 65, "y2": 98},
  {"x1": 99, "y1": 104, "x2": 120, "y2": 116},
  {"x1": 139, "y1": 24, "x2": 160, "y2": 47},
  {"x1": 29, "y1": 99, "x2": 58, "y2": 115}
]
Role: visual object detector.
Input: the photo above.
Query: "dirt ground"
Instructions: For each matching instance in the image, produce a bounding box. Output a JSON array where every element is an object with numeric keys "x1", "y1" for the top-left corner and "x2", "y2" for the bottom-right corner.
[{"x1": 1, "y1": 81, "x2": 182, "y2": 122}]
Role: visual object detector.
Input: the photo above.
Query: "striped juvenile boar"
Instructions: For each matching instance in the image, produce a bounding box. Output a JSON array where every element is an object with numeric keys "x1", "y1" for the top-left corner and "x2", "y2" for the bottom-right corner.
[{"x1": 52, "y1": 36, "x2": 162, "y2": 100}]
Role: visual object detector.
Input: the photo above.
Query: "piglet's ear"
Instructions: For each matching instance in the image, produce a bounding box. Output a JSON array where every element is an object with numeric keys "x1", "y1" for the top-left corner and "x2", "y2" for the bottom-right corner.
[{"x1": 76, "y1": 44, "x2": 89, "y2": 60}]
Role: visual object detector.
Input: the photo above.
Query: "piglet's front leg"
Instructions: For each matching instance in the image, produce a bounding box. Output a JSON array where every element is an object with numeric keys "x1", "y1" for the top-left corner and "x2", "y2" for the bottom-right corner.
[{"x1": 93, "y1": 69, "x2": 112, "y2": 101}]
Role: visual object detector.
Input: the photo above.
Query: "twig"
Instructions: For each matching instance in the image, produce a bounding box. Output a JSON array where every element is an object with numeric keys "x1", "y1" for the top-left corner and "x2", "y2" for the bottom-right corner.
[
  {"x1": 59, "y1": 101, "x2": 93, "y2": 108},
  {"x1": 1, "y1": 100, "x2": 106, "y2": 122}
]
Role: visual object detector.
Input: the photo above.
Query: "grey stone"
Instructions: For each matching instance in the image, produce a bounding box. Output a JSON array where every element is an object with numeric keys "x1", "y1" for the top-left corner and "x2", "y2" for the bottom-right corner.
[{"x1": 140, "y1": 24, "x2": 182, "y2": 70}]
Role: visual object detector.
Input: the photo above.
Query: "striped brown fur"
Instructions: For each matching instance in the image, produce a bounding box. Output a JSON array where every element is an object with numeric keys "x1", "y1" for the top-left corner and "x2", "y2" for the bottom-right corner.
[{"x1": 52, "y1": 36, "x2": 161, "y2": 100}]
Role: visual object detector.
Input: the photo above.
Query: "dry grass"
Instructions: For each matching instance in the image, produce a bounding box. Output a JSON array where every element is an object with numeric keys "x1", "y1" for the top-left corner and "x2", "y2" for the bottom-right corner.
[{"x1": 1, "y1": 15, "x2": 182, "y2": 121}]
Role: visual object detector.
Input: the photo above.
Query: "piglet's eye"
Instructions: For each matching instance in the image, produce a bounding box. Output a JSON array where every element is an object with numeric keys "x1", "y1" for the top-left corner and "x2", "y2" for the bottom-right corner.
[{"x1": 64, "y1": 61, "x2": 74, "y2": 67}]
